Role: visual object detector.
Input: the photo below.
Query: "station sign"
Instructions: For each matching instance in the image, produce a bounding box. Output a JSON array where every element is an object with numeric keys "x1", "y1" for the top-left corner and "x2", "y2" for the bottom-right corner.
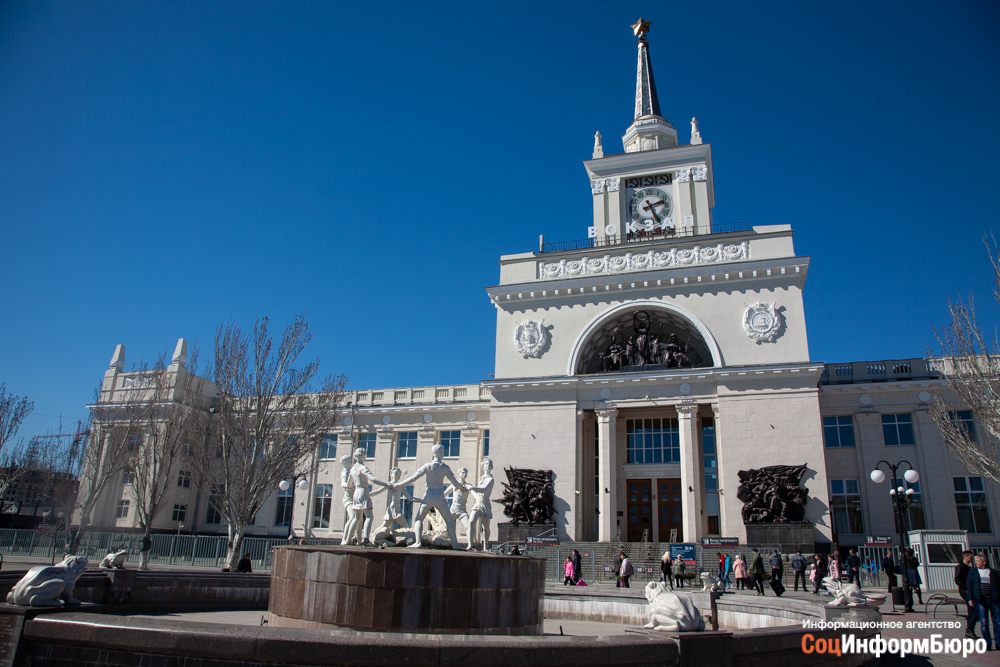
[
  {"x1": 864, "y1": 536, "x2": 894, "y2": 546},
  {"x1": 669, "y1": 543, "x2": 697, "y2": 565},
  {"x1": 701, "y1": 537, "x2": 739, "y2": 547},
  {"x1": 525, "y1": 535, "x2": 560, "y2": 545}
]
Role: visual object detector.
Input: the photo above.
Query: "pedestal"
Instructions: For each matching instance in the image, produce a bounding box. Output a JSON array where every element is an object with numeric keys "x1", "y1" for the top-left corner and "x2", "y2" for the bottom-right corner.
[
  {"x1": 268, "y1": 545, "x2": 545, "y2": 635},
  {"x1": 744, "y1": 523, "x2": 814, "y2": 554},
  {"x1": 496, "y1": 523, "x2": 556, "y2": 544},
  {"x1": 0, "y1": 603, "x2": 104, "y2": 667}
]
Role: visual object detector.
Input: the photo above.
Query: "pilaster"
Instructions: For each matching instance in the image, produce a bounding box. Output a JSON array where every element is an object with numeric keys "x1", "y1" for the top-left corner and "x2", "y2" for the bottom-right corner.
[
  {"x1": 597, "y1": 407, "x2": 618, "y2": 542},
  {"x1": 678, "y1": 404, "x2": 701, "y2": 543},
  {"x1": 712, "y1": 404, "x2": 727, "y2": 537}
]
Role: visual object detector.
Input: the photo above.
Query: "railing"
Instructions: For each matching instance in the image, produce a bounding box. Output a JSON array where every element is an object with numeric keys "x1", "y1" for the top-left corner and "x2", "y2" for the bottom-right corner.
[
  {"x1": 540, "y1": 222, "x2": 754, "y2": 254},
  {"x1": 0, "y1": 529, "x2": 339, "y2": 571},
  {"x1": 348, "y1": 384, "x2": 490, "y2": 407},
  {"x1": 819, "y1": 359, "x2": 944, "y2": 385}
]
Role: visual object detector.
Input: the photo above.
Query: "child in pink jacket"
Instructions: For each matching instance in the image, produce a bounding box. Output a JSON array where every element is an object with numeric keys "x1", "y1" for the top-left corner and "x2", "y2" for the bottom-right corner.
[{"x1": 563, "y1": 557, "x2": 575, "y2": 585}]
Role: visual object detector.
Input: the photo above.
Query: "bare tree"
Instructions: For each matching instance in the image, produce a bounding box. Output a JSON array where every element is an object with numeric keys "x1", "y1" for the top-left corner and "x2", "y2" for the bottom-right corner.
[
  {"x1": 74, "y1": 366, "x2": 154, "y2": 552},
  {"x1": 929, "y1": 235, "x2": 1000, "y2": 484},
  {"x1": 126, "y1": 343, "x2": 212, "y2": 567},
  {"x1": 192, "y1": 315, "x2": 346, "y2": 569},
  {"x1": 0, "y1": 383, "x2": 34, "y2": 455},
  {"x1": 0, "y1": 437, "x2": 45, "y2": 518}
]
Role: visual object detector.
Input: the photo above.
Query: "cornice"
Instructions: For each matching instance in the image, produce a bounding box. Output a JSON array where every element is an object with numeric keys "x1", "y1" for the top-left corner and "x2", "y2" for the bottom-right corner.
[
  {"x1": 584, "y1": 144, "x2": 713, "y2": 179},
  {"x1": 486, "y1": 256, "x2": 811, "y2": 306},
  {"x1": 487, "y1": 361, "x2": 826, "y2": 389}
]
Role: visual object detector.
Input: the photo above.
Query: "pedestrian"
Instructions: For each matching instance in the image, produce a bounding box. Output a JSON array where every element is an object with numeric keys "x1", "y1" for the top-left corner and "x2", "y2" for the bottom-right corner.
[
  {"x1": 236, "y1": 552, "x2": 252, "y2": 573},
  {"x1": 563, "y1": 556, "x2": 575, "y2": 585},
  {"x1": 903, "y1": 548, "x2": 923, "y2": 606},
  {"x1": 812, "y1": 553, "x2": 829, "y2": 595},
  {"x1": 768, "y1": 550, "x2": 785, "y2": 596},
  {"x1": 733, "y1": 554, "x2": 747, "y2": 590},
  {"x1": 723, "y1": 552, "x2": 733, "y2": 590},
  {"x1": 845, "y1": 549, "x2": 862, "y2": 587},
  {"x1": 510, "y1": 544, "x2": 521, "y2": 556},
  {"x1": 614, "y1": 551, "x2": 623, "y2": 587},
  {"x1": 750, "y1": 548, "x2": 766, "y2": 596},
  {"x1": 572, "y1": 549, "x2": 583, "y2": 584},
  {"x1": 955, "y1": 550, "x2": 979, "y2": 640},
  {"x1": 660, "y1": 551, "x2": 673, "y2": 588},
  {"x1": 881, "y1": 552, "x2": 897, "y2": 593},
  {"x1": 791, "y1": 551, "x2": 807, "y2": 591},
  {"x1": 967, "y1": 553, "x2": 1000, "y2": 651},
  {"x1": 674, "y1": 555, "x2": 686, "y2": 589},
  {"x1": 618, "y1": 550, "x2": 633, "y2": 588},
  {"x1": 828, "y1": 553, "x2": 840, "y2": 584}
]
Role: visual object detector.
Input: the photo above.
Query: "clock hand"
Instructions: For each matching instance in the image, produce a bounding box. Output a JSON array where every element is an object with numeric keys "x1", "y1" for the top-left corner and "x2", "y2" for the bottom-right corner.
[{"x1": 642, "y1": 201, "x2": 661, "y2": 224}]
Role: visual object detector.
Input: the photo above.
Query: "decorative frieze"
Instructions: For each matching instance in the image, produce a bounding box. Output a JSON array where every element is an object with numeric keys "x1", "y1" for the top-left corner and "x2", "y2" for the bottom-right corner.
[
  {"x1": 591, "y1": 178, "x2": 621, "y2": 194},
  {"x1": 692, "y1": 166, "x2": 708, "y2": 181},
  {"x1": 624, "y1": 173, "x2": 671, "y2": 189},
  {"x1": 538, "y1": 241, "x2": 748, "y2": 279},
  {"x1": 675, "y1": 168, "x2": 690, "y2": 183},
  {"x1": 590, "y1": 179, "x2": 605, "y2": 195},
  {"x1": 606, "y1": 178, "x2": 620, "y2": 192}
]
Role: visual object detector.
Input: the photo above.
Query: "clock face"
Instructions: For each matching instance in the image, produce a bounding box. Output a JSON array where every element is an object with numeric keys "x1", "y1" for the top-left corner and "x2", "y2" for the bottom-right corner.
[{"x1": 628, "y1": 187, "x2": 672, "y2": 224}]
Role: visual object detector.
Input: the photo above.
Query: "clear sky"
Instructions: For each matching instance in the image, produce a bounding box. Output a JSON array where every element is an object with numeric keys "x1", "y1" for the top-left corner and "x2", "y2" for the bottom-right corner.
[{"x1": 2, "y1": 1, "x2": 999, "y2": 441}]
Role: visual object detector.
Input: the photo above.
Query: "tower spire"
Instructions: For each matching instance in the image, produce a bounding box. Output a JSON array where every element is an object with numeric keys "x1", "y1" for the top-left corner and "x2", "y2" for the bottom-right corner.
[
  {"x1": 632, "y1": 19, "x2": 661, "y2": 119},
  {"x1": 622, "y1": 18, "x2": 676, "y2": 153}
]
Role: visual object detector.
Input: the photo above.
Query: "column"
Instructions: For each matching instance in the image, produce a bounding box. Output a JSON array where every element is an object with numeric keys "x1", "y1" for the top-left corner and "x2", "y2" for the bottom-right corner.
[
  {"x1": 597, "y1": 408, "x2": 618, "y2": 542},
  {"x1": 373, "y1": 426, "x2": 396, "y2": 522},
  {"x1": 575, "y1": 410, "x2": 585, "y2": 541},
  {"x1": 650, "y1": 476, "x2": 659, "y2": 542},
  {"x1": 712, "y1": 405, "x2": 727, "y2": 537},
  {"x1": 678, "y1": 405, "x2": 702, "y2": 543}
]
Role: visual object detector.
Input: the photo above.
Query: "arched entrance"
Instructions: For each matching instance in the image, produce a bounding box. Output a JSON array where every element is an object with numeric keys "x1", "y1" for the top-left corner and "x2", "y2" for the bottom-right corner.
[{"x1": 571, "y1": 302, "x2": 721, "y2": 375}]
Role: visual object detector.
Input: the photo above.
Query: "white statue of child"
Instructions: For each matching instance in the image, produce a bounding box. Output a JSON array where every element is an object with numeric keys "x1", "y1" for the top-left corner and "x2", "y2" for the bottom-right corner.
[{"x1": 395, "y1": 445, "x2": 467, "y2": 549}]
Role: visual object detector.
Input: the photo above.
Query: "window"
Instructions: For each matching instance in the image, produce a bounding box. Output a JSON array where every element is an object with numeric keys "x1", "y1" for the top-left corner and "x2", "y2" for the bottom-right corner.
[
  {"x1": 312, "y1": 484, "x2": 333, "y2": 529},
  {"x1": 891, "y1": 477, "x2": 925, "y2": 530},
  {"x1": 400, "y1": 485, "x2": 415, "y2": 527},
  {"x1": 128, "y1": 434, "x2": 142, "y2": 453},
  {"x1": 274, "y1": 487, "x2": 293, "y2": 527},
  {"x1": 439, "y1": 431, "x2": 460, "y2": 458},
  {"x1": 121, "y1": 471, "x2": 132, "y2": 485},
  {"x1": 172, "y1": 504, "x2": 187, "y2": 523},
  {"x1": 949, "y1": 411, "x2": 977, "y2": 442},
  {"x1": 483, "y1": 429, "x2": 490, "y2": 457},
  {"x1": 115, "y1": 499, "x2": 130, "y2": 519},
  {"x1": 954, "y1": 476, "x2": 992, "y2": 533},
  {"x1": 183, "y1": 442, "x2": 193, "y2": 457},
  {"x1": 823, "y1": 416, "x2": 855, "y2": 448},
  {"x1": 882, "y1": 414, "x2": 915, "y2": 446},
  {"x1": 626, "y1": 418, "x2": 679, "y2": 464},
  {"x1": 177, "y1": 470, "x2": 192, "y2": 488},
  {"x1": 397, "y1": 432, "x2": 417, "y2": 459},
  {"x1": 319, "y1": 434, "x2": 337, "y2": 460},
  {"x1": 702, "y1": 417, "x2": 719, "y2": 534},
  {"x1": 205, "y1": 498, "x2": 222, "y2": 524},
  {"x1": 359, "y1": 433, "x2": 377, "y2": 458},
  {"x1": 830, "y1": 479, "x2": 864, "y2": 535}
]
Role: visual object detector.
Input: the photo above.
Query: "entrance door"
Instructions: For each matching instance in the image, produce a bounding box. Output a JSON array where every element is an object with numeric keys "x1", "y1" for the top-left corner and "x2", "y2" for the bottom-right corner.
[
  {"x1": 627, "y1": 479, "x2": 652, "y2": 542},
  {"x1": 659, "y1": 478, "x2": 683, "y2": 542}
]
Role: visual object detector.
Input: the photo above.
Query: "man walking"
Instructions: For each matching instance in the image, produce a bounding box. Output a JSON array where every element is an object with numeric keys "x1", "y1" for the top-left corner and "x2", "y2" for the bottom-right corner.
[
  {"x1": 845, "y1": 549, "x2": 862, "y2": 587},
  {"x1": 955, "y1": 550, "x2": 978, "y2": 640},
  {"x1": 968, "y1": 554, "x2": 1000, "y2": 650},
  {"x1": 791, "y1": 551, "x2": 807, "y2": 592},
  {"x1": 750, "y1": 548, "x2": 766, "y2": 596},
  {"x1": 881, "y1": 552, "x2": 897, "y2": 593},
  {"x1": 618, "y1": 550, "x2": 633, "y2": 588}
]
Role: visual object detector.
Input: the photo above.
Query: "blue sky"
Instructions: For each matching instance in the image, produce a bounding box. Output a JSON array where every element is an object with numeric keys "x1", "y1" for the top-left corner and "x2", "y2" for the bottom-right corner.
[{"x1": 2, "y1": 1, "x2": 999, "y2": 441}]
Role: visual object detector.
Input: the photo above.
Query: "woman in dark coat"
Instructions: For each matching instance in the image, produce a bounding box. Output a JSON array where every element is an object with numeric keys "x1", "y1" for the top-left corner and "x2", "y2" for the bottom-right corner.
[
  {"x1": 812, "y1": 553, "x2": 828, "y2": 595},
  {"x1": 572, "y1": 549, "x2": 582, "y2": 584},
  {"x1": 660, "y1": 551, "x2": 673, "y2": 588}
]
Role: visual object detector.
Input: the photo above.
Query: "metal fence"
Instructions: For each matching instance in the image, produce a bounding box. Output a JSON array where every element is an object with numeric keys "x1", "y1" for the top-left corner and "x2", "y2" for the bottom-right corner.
[{"x1": 0, "y1": 529, "x2": 340, "y2": 571}]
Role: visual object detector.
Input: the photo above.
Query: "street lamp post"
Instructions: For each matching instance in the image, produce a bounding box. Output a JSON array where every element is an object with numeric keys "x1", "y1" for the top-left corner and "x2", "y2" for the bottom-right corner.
[
  {"x1": 870, "y1": 460, "x2": 920, "y2": 610},
  {"x1": 278, "y1": 477, "x2": 310, "y2": 540}
]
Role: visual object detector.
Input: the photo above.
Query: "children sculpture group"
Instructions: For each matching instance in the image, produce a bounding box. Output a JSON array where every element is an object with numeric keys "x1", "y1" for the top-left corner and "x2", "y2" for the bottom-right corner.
[{"x1": 340, "y1": 444, "x2": 495, "y2": 550}]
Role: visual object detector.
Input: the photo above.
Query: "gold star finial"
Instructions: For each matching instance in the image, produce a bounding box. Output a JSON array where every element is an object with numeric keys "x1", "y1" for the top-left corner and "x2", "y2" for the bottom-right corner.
[{"x1": 631, "y1": 17, "x2": 652, "y2": 37}]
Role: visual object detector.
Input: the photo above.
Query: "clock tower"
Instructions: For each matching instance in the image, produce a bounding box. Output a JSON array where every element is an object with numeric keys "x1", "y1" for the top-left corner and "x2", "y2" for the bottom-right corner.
[{"x1": 587, "y1": 18, "x2": 715, "y2": 244}]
